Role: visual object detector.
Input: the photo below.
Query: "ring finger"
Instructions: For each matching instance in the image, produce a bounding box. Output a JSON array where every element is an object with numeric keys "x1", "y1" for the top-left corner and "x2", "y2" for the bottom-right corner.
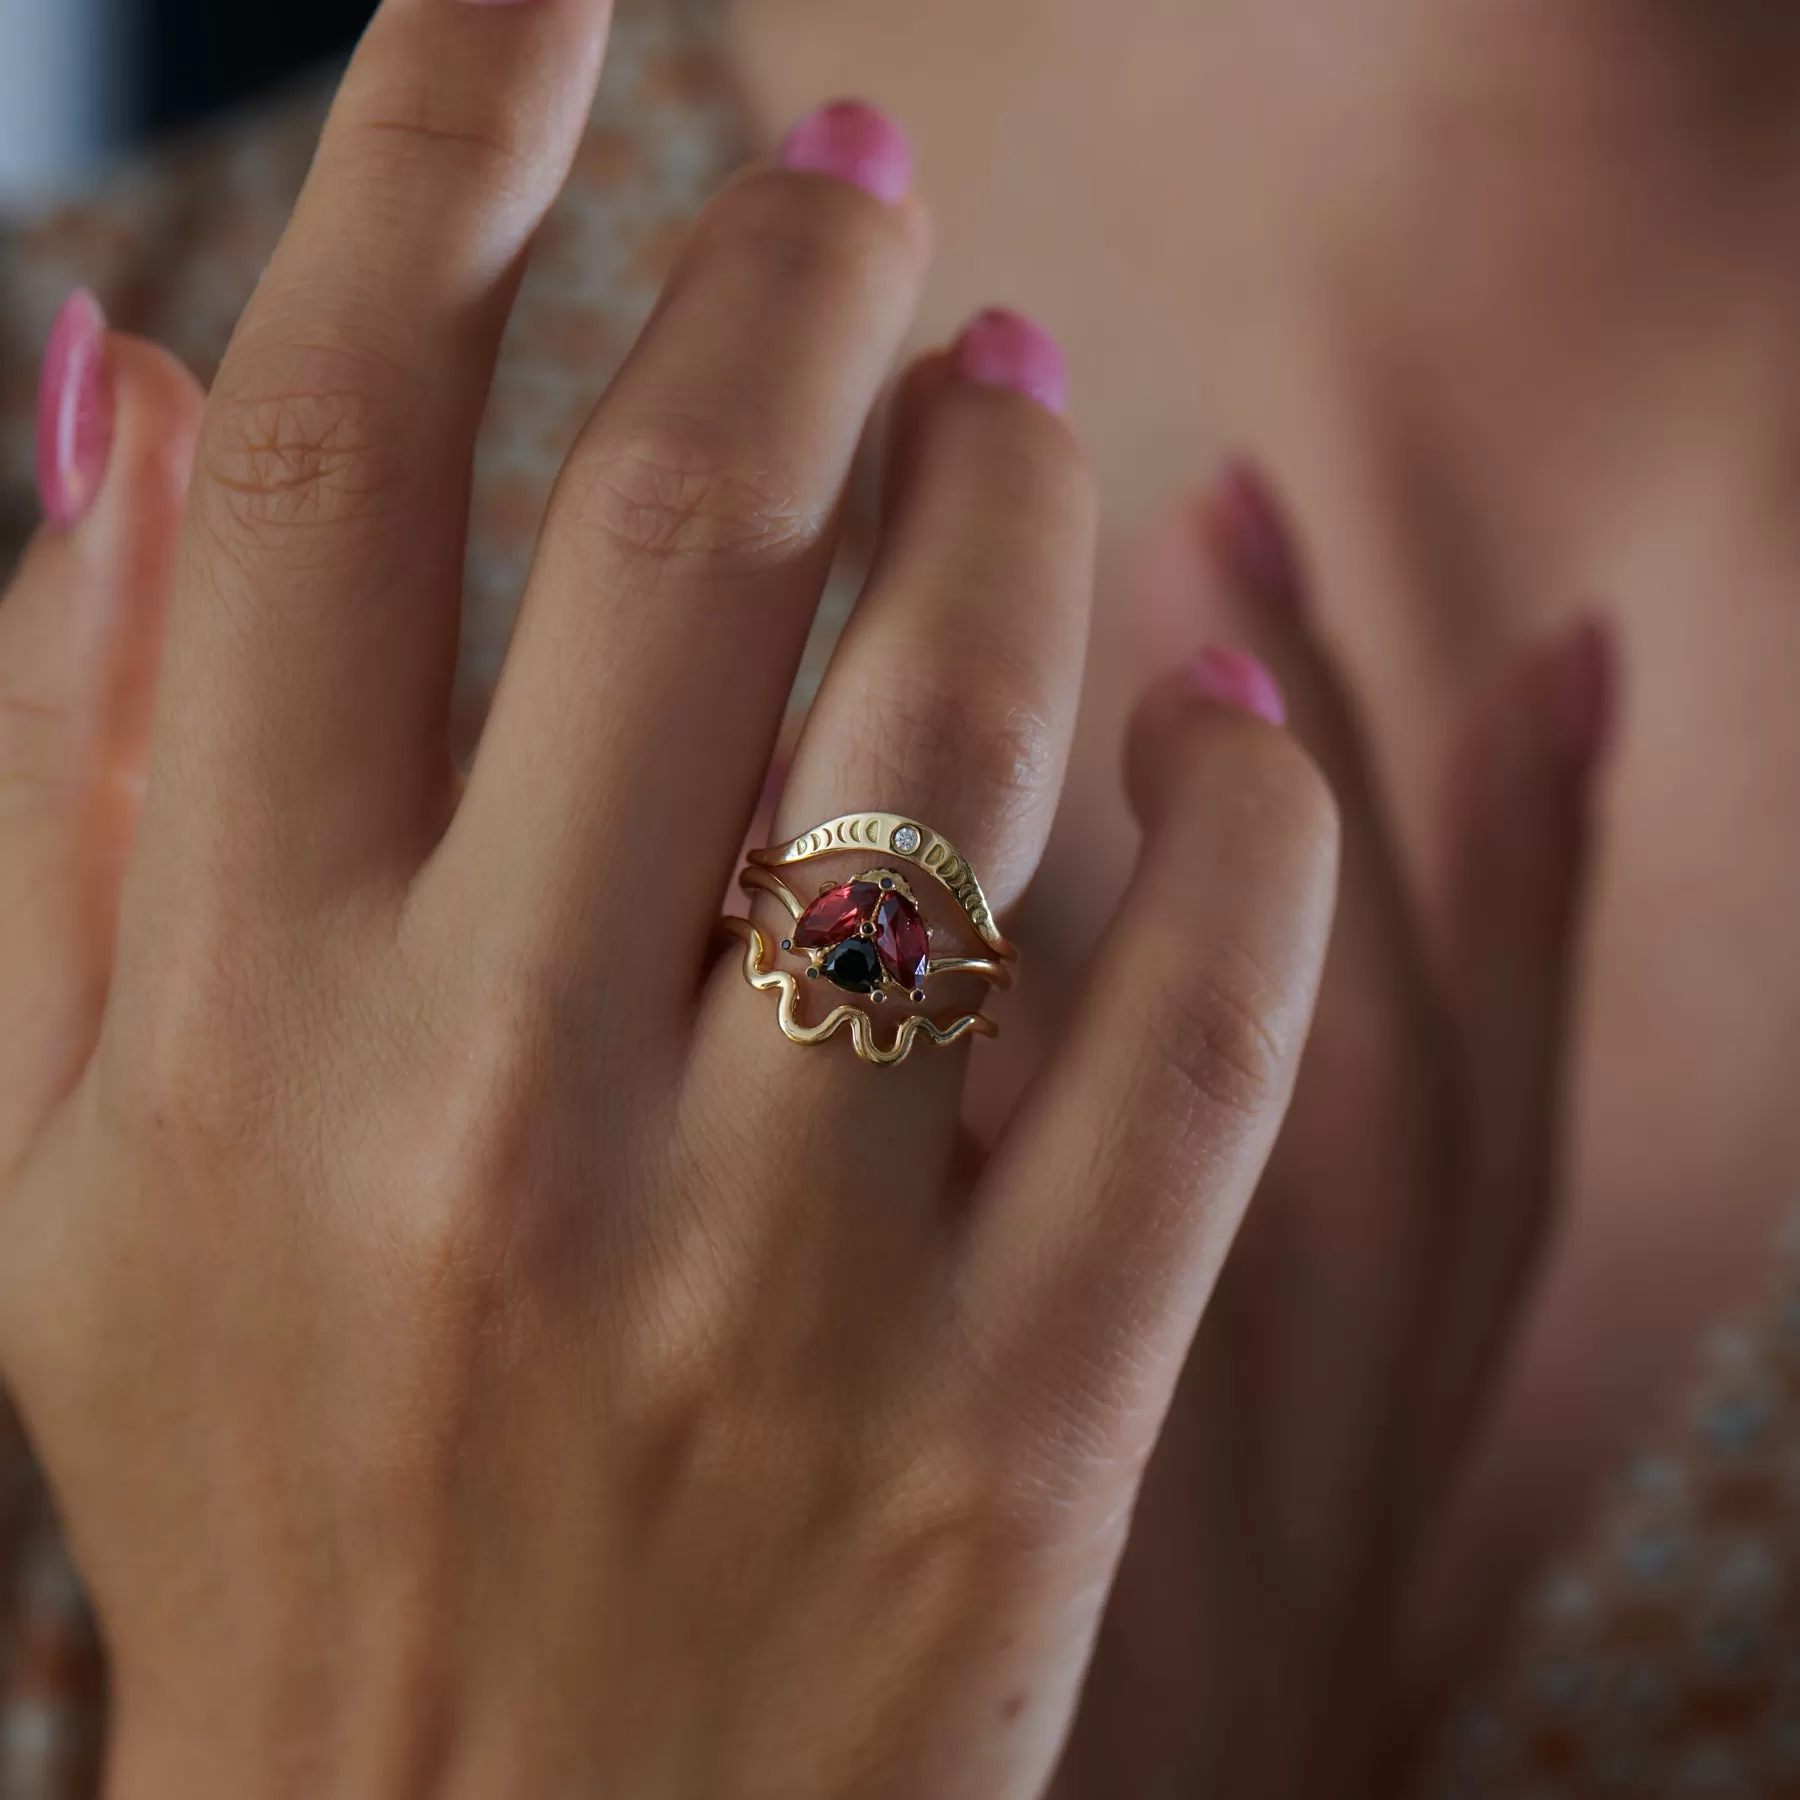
[{"x1": 705, "y1": 309, "x2": 1096, "y2": 1134}]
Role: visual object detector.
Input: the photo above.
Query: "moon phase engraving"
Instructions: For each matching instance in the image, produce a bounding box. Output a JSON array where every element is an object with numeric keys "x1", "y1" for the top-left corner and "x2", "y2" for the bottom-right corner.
[{"x1": 748, "y1": 814, "x2": 1013, "y2": 961}]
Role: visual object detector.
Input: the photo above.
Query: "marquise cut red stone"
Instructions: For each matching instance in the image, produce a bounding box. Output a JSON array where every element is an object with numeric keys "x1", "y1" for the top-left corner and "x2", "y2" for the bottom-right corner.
[
  {"x1": 791, "y1": 880, "x2": 931, "y2": 992},
  {"x1": 873, "y1": 893, "x2": 930, "y2": 991},
  {"x1": 793, "y1": 881, "x2": 882, "y2": 950}
]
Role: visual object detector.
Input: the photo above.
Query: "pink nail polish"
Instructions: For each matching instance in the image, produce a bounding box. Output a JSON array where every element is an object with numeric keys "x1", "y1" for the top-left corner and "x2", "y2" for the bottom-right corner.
[
  {"x1": 952, "y1": 309, "x2": 1070, "y2": 415},
  {"x1": 35, "y1": 289, "x2": 114, "y2": 532},
  {"x1": 1187, "y1": 647, "x2": 1287, "y2": 728},
  {"x1": 1554, "y1": 617, "x2": 1616, "y2": 768},
  {"x1": 779, "y1": 101, "x2": 913, "y2": 206},
  {"x1": 1206, "y1": 459, "x2": 1303, "y2": 609}
]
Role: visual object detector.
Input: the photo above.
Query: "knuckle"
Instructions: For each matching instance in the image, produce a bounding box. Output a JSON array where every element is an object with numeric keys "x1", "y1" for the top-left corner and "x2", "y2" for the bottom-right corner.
[
  {"x1": 913, "y1": 1397, "x2": 1115, "y2": 1561},
  {"x1": 704, "y1": 166, "x2": 912, "y2": 299},
  {"x1": 391, "y1": 968, "x2": 658, "y2": 1289},
  {"x1": 97, "y1": 944, "x2": 285, "y2": 1173},
  {"x1": 1156, "y1": 719, "x2": 1341, "y2": 906},
  {"x1": 329, "y1": 36, "x2": 564, "y2": 206},
  {"x1": 1142, "y1": 943, "x2": 1294, "y2": 1129},
  {"x1": 341, "y1": 102, "x2": 535, "y2": 199},
  {"x1": 864, "y1": 1435, "x2": 1024, "y2": 1572},
  {"x1": 395, "y1": 1005, "x2": 555, "y2": 1248},
  {"x1": 575, "y1": 415, "x2": 823, "y2": 575},
  {"x1": 201, "y1": 366, "x2": 405, "y2": 539},
  {"x1": 859, "y1": 666, "x2": 1062, "y2": 816},
  {"x1": 940, "y1": 380, "x2": 1095, "y2": 518}
]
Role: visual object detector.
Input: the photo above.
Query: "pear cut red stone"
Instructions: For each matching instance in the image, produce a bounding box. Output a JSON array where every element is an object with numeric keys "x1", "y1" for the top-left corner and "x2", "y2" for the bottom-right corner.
[
  {"x1": 793, "y1": 881, "x2": 882, "y2": 950},
  {"x1": 873, "y1": 892, "x2": 930, "y2": 991}
]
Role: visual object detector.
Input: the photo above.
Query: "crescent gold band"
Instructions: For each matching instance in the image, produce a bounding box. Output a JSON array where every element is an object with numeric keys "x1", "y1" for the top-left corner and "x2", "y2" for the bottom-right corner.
[{"x1": 724, "y1": 813, "x2": 1018, "y2": 1068}]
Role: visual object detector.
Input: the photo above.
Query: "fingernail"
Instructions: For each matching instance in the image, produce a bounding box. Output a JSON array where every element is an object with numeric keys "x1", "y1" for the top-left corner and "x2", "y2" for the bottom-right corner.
[
  {"x1": 1205, "y1": 459, "x2": 1304, "y2": 610},
  {"x1": 1553, "y1": 616, "x2": 1616, "y2": 769},
  {"x1": 1187, "y1": 646, "x2": 1287, "y2": 727},
  {"x1": 952, "y1": 308, "x2": 1070, "y2": 415},
  {"x1": 780, "y1": 101, "x2": 913, "y2": 206},
  {"x1": 36, "y1": 289, "x2": 114, "y2": 533}
]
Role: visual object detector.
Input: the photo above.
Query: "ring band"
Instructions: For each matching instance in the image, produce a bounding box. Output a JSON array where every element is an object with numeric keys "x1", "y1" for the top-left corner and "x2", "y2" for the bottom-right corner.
[{"x1": 724, "y1": 812, "x2": 1017, "y2": 1068}]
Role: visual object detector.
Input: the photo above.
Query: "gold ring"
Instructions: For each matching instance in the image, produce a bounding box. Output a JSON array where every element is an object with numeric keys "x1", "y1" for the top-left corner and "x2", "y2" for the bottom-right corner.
[{"x1": 723, "y1": 813, "x2": 1017, "y2": 1068}]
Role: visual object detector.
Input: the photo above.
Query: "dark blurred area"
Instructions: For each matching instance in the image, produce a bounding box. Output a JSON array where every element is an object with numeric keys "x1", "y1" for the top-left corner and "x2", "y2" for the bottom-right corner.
[
  {"x1": 0, "y1": 0, "x2": 377, "y2": 203},
  {"x1": 144, "y1": 0, "x2": 375, "y2": 134}
]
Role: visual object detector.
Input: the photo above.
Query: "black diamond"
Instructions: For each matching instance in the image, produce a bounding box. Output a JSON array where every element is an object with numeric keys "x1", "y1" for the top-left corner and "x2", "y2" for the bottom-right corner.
[{"x1": 821, "y1": 939, "x2": 883, "y2": 995}]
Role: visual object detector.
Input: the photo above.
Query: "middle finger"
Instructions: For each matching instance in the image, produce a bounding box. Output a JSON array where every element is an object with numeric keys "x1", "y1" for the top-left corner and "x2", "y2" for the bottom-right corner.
[{"x1": 444, "y1": 107, "x2": 930, "y2": 988}]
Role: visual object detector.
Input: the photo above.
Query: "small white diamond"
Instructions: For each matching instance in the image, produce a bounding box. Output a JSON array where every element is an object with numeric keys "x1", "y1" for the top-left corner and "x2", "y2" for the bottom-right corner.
[{"x1": 891, "y1": 824, "x2": 922, "y2": 855}]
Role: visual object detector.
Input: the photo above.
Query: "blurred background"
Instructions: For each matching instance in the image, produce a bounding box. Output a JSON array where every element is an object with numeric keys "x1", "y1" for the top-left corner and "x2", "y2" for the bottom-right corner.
[{"x1": 0, "y1": 0, "x2": 374, "y2": 201}]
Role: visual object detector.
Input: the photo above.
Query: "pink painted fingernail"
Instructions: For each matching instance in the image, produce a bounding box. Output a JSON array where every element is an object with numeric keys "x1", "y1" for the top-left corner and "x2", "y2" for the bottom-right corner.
[
  {"x1": 1206, "y1": 458, "x2": 1303, "y2": 610},
  {"x1": 780, "y1": 101, "x2": 913, "y2": 206},
  {"x1": 1554, "y1": 616, "x2": 1616, "y2": 769},
  {"x1": 952, "y1": 309, "x2": 1070, "y2": 415},
  {"x1": 1187, "y1": 646, "x2": 1287, "y2": 727},
  {"x1": 35, "y1": 289, "x2": 114, "y2": 533}
]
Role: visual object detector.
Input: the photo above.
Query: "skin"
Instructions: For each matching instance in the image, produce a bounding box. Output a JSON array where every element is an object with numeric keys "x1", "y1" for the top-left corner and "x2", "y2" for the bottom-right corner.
[
  {"x1": 0, "y1": 1, "x2": 1632, "y2": 1787},
  {"x1": 728, "y1": 0, "x2": 1800, "y2": 1745},
  {"x1": 0, "y1": 168, "x2": 1609, "y2": 1800},
  {"x1": 0, "y1": 380, "x2": 1607, "y2": 1794},
  {"x1": 0, "y1": 1, "x2": 1360, "y2": 1792},
  {"x1": 1054, "y1": 489, "x2": 1607, "y2": 1795}
]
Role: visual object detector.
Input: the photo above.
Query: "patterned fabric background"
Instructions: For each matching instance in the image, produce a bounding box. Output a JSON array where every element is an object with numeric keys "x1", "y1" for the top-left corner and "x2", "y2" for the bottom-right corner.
[
  {"x1": 1428, "y1": 1220, "x2": 1800, "y2": 1800},
  {"x1": 3, "y1": 3, "x2": 1799, "y2": 1793}
]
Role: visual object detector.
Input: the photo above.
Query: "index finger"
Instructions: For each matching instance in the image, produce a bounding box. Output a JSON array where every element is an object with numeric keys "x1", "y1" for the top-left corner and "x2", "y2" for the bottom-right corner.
[{"x1": 144, "y1": 0, "x2": 616, "y2": 901}]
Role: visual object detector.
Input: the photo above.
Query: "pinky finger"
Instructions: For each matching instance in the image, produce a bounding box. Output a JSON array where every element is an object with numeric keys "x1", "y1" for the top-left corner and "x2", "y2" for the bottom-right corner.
[
  {"x1": 958, "y1": 659, "x2": 1339, "y2": 1489},
  {"x1": 1405, "y1": 619, "x2": 1615, "y2": 1532}
]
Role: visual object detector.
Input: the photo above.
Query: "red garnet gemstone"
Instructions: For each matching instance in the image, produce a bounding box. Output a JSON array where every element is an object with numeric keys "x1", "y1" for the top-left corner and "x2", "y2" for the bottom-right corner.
[
  {"x1": 873, "y1": 892, "x2": 930, "y2": 992},
  {"x1": 793, "y1": 881, "x2": 882, "y2": 950}
]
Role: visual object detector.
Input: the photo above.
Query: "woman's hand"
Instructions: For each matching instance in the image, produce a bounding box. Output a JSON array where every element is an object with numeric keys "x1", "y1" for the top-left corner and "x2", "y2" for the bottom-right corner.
[
  {"x1": 1052, "y1": 470, "x2": 1611, "y2": 1797},
  {"x1": 0, "y1": 4, "x2": 1340, "y2": 1794}
]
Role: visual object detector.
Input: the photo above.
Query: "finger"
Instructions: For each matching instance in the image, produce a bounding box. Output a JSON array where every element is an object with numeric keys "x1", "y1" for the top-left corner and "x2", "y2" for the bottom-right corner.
[
  {"x1": 1188, "y1": 463, "x2": 1450, "y2": 1137},
  {"x1": 1414, "y1": 616, "x2": 1614, "y2": 1492},
  {"x1": 960, "y1": 668, "x2": 1338, "y2": 1481},
  {"x1": 150, "y1": 0, "x2": 616, "y2": 890},
  {"x1": 1360, "y1": 622, "x2": 1614, "y2": 1786},
  {"x1": 1136, "y1": 466, "x2": 1579, "y2": 1785},
  {"x1": 0, "y1": 301, "x2": 203, "y2": 1170},
  {"x1": 442, "y1": 109, "x2": 930, "y2": 987},
  {"x1": 781, "y1": 310, "x2": 1084, "y2": 908},
  {"x1": 701, "y1": 310, "x2": 1091, "y2": 1140},
  {"x1": 1165, "y1": 466, "x2": 1461, "y2": 1546}
]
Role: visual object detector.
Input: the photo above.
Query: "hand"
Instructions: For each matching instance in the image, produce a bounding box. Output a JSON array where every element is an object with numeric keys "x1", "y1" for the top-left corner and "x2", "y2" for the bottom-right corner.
[
  {"x1": 0, "y1": 7, "x2": 1340, "y2": 1795},
  {"x1": 1053, "y1": 468, "x2": 1611, "y2": 1797}
]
